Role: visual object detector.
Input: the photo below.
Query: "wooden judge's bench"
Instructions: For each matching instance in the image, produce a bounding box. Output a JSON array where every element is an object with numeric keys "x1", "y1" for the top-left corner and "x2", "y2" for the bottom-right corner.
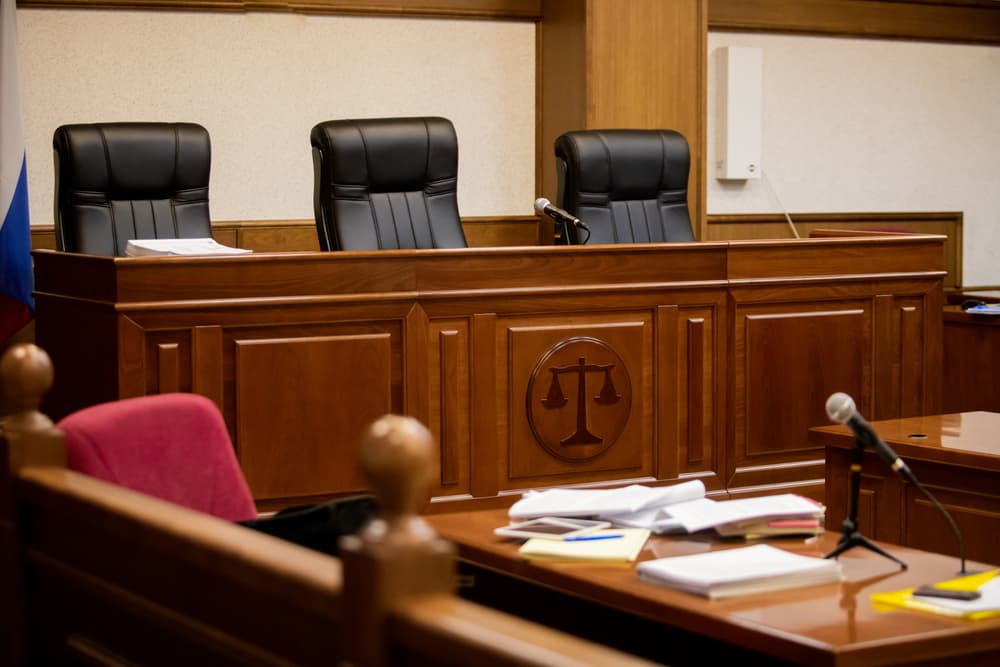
[{"x1": 32, "y1": 236, "x2": 945, "y2": 511}]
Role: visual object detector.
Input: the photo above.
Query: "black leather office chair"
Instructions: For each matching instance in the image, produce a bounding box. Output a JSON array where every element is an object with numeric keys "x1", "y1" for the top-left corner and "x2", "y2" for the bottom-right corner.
[
  {"x1": 554, "y1": 129, "x2": 694, "y2": 245},
  {"x1": 53, "y1": 122, "x2": 213, "y2": 256},
  {"x1": 310, "y1": 117, "x2": 467, "y2": 251}
]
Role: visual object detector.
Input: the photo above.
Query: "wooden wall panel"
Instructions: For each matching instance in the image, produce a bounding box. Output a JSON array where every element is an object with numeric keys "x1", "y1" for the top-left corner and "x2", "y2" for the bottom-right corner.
[
  {"x1": 538, "y1": 0, "x2": 706, "y2": 238},
  {"x1": 428, "y1": 321, "x2": 471, "y2": 496},
  {"x1": 234, "y1": 333, "x2": 392, "y2": 502},
  {"x1": 734, "y1": 305, "x2": 868, "y2": 484},
  {"x1": 654, "y1": 305, "x2": 680, "y2": 481},
  {"x1": 469, "y1": 313, "x2": 498, "y2": 499},
  {"x1": 905, "y1": 480, "x2": 1000, "y2": 561},
  {"x1": 31, "y1": 238, "x2": 943, "y2": 509},
  {"x1": 942, "y1": 308, "x2": 1000, "y2": 413}
]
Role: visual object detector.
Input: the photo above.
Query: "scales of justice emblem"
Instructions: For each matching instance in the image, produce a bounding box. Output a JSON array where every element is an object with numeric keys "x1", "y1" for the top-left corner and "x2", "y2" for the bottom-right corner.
[{"x1": 525, "y1": 337, "x2": 632, "y2": 461}]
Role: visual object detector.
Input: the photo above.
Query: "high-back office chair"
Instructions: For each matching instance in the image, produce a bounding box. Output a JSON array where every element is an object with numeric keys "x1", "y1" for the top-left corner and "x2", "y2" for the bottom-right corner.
[
  {"x1": 554, "y1": 129, "x2": 695, "y2": 245},
  {"x1": 53, "y1": 122, "x2": 213, "y2": 256},
  {"x1": 310, "y1": 116, "x2": 468, "y2": 251},
  {"x1": 57, "y1": 392, "x2": 258, "y2": 522}
]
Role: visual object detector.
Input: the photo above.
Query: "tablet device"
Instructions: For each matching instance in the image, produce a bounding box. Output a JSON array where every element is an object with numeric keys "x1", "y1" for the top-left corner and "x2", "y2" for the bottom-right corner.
[{"x1": 494, "y1": 517, "x2": 611, "y2": 540}]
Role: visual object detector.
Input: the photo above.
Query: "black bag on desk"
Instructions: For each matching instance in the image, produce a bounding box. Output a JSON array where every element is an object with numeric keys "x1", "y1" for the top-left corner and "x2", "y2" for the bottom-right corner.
[{"x1": 239, "y1": 494, "x2": 378, "y2": 556}]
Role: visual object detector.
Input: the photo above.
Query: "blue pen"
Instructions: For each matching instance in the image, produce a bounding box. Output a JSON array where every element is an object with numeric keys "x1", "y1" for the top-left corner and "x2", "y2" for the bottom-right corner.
[{"x1": 564, "y1": 534, "x2": 625, "y2": 542}]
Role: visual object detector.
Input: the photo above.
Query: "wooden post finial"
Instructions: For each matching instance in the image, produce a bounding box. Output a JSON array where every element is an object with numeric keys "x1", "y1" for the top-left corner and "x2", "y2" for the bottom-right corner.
[
  {"x1": 1, "y1": 344, "x2": 55, "y2": 434},
  {"x1": 357, "y1": 414, "x2": 437, "y2": 546}
]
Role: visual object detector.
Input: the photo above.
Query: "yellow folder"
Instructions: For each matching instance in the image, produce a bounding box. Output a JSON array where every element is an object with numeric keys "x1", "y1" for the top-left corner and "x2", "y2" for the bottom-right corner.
[{"x1": 871, "y1": 569, "x2": 1000, "y2": 620}]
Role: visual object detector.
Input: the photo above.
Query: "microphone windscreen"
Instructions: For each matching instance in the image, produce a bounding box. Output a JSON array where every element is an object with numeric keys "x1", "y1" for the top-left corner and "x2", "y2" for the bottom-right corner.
[
  {"x1": 825, "y1": 392, "x2": 855, "y2": 424},
  {"x1": 534, "y1": 197, "x2": 551, "y2": 214}
]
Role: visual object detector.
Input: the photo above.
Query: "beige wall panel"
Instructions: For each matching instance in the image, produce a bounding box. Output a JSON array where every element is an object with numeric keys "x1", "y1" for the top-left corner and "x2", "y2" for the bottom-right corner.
[
  {"x1": 17, "y1": 9, "x2": 535, "y2": 226},
  {"x1": 706, "y1": 31, "x2": 1000, "y2": 286}
]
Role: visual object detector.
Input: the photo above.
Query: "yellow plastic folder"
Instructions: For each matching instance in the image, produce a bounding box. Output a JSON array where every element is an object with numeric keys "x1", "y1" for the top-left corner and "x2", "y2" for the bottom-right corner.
[{"x1": 872, "y1": 569, "x2": 1000, "y2": 620}]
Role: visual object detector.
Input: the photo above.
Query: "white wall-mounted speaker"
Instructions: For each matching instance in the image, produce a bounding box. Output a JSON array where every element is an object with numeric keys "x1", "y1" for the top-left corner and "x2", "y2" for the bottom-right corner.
[{"x1": 715, "y1": 46, "x2": 763, "y2": 181}]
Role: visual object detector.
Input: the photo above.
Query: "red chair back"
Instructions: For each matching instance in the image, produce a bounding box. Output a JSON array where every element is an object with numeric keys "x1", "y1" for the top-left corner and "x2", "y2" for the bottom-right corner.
[{"x1": 58, "y1": 393, "x2": 257, "y2": 521}]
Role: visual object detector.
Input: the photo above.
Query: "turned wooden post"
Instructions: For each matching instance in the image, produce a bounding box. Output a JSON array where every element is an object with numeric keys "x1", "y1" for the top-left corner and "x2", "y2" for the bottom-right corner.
[
  {"x1": 0, "y1": 344, "x2": 65, "y2": 666},
  {"x1": 339, "y1": 414, "x2": 456, "y2": 667}
]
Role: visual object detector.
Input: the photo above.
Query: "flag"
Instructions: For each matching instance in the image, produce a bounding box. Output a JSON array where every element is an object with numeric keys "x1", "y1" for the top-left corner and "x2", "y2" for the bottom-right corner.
[{"x1": 1, "y1": 0, "x2": 33, "y2": 344}]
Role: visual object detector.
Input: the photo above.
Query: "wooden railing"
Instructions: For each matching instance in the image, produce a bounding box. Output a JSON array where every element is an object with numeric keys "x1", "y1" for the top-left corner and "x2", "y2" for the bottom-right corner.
[{"x1": 0, "y1": 343, "x2": 658, "y2": 667}]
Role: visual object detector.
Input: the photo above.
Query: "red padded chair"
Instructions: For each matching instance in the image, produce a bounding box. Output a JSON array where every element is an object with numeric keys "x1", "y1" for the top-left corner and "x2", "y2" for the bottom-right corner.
[{"x1": 57, "y1": 393, "x2": 257, "y2": 522}]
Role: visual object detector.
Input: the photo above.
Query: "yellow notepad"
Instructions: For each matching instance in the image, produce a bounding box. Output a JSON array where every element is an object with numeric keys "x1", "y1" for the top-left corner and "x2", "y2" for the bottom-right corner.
[
  {"x1": 518, "y1": 528, "x2": 650, "y2": 563},
  {"x1": 871, "y1": 569, "x2": 1000, "y2": 620}
]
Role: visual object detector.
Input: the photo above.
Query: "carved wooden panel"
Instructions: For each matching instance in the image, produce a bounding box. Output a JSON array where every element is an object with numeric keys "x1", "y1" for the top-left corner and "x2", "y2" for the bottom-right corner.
[
  {"x1": 905, "y1": 482, "x2": 1000, "y2": 562},
  {"x1": 427, "y1": 321, "x2": 471, "y2": 496},
  {"x1": 943, "y1": 308, "x2": 1000, "y2": 413},
  {"x1": 234, "y1": 333, "x2": 392, "y2": 502},
  {"x1": 734, "y1": 303, "x2": 869, "y2": 475},
  {"x1": 506, "y1": 318, "x2": 649, "y2": 485}
]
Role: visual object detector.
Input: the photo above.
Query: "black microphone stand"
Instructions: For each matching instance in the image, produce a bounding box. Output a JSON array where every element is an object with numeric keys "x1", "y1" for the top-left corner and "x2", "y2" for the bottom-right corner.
[{"x1": 824, "y1": 435, "x2": 907, "y2": 569}]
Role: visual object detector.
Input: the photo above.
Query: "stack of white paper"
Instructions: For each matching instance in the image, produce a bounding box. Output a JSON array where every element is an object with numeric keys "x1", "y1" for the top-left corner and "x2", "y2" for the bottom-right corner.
[
  {"x1": 125, "y1": 238, "x2": 252, "y2": 257},
  {"x1": 662, "y1": 493, "x2": 824, "y2": 537},
  {"x1": 508, "y1": 481, "x2": 707, "y2": 532},
  {"x1": 637, "y1": 543, "x2": 843, "y2": 599}
]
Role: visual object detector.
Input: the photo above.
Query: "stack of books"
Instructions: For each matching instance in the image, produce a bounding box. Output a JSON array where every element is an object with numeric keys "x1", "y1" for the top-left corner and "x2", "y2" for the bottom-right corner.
[{"x1": 636, "y1": 543, "x2": 843, "y2": 599}]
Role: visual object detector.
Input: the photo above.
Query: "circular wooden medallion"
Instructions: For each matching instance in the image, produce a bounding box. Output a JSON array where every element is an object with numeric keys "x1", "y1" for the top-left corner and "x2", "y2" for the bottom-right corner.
[{"x1": 525, "y1": 337, "x2": 632, "y2": 461}]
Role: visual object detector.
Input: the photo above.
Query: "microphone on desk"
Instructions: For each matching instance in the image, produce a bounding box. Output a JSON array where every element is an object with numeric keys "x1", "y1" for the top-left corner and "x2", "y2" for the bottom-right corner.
[
  {"x1": 825, "y1": 391, "x2": 970, "y2": 574},
  {"x1": 534, "y1": 198, "x2": 590, "y2": 233},
  {"x1": 825, "y1": 393, "x2": 916, "y2": 484}
]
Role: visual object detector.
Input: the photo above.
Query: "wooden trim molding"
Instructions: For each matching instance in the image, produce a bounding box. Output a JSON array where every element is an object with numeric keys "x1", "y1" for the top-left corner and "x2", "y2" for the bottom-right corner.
[
  {"x1": 16, "y1": 0, "x2": 542, "y2": 19},
  {"x1": 29, "y1": 215, "x2": 543, "y2": 253},
  {"x1": 17, "y1": 1, "x2": 999, "y2": 44},
  {"x1": 709, "y1": 0, "x2": 1000, "y2": 45}
]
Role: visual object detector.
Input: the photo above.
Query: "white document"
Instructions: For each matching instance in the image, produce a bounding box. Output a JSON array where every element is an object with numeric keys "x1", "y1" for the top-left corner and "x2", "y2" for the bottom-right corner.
[
  {"x1": 637, "y1": 543, "x2": 842, "y2": 599},
  {"x1": 601, "y1": 498, "x2": 717, "y2": 534},
  {"x1": 661, "y1": 493, "x2": 823, "y2": 533},
  {"x1": 508, "y1": 480, "x2": 706, "y2": 520},
  {"x1": 125, "y1": 238, "x2": 252, "y2": 257}
]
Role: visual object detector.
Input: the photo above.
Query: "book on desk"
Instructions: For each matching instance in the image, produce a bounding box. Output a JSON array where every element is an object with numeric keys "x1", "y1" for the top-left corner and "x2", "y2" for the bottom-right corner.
[{"x1": 636, "y1": 543, "x2": 843, "y2": 599}]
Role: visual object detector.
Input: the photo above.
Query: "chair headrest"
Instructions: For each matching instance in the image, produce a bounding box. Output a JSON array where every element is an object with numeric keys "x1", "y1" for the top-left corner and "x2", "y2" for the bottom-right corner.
[
  {"x1": 53, "y1": 122, "x2": 211, "y2": 199},
  {"x1": 555, "y1": 129, "x2": 689, "y2": 201},
  {"x1": 310, "y1": 117, "x2": 457, "y2": 193}
]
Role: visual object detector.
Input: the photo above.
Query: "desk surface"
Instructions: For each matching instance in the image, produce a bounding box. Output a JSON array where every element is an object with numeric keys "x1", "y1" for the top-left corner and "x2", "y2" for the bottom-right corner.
[
  {"x1": 809, "y1": 412, "x2": 1000, "y2": 466},
  {"x1": 426, "y1": 509, "x2": 1000, "y2": 667}
]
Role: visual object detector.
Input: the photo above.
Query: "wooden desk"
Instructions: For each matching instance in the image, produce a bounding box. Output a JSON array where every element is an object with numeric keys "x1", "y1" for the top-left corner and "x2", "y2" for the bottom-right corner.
[
  {"x1": 942, "y1": 306, "x2": 1000, "y2": 412},
  {"x1": 32, "y1": 236, "x2": 944, "y2": 511},
  {"x1": 811, "y1": 412, "x2": 1000, "y2": 564},
  {"x1": 426, "y1": 509, "x2": 1000, "y2": 666}
]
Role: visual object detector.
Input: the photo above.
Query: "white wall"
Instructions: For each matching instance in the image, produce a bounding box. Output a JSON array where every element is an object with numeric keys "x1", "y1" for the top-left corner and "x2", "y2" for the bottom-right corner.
[
  {"x1": 16, "y1": 11, "x2": 1000, "y2": 285},
  {"x1": 16, "y1": 9, "x2": 535, "y2": 224},
  {"x1": 707, "y1": 32, "x2": 1000, "y2": 287}
]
